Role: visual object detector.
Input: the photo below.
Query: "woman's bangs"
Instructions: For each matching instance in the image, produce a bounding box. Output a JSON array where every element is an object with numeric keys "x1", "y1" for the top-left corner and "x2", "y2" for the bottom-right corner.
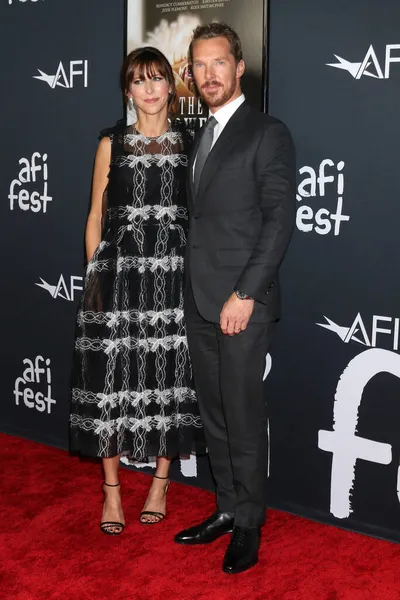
[{"x1": 133, "y1": 56, "x2": 168, "y2": 81}]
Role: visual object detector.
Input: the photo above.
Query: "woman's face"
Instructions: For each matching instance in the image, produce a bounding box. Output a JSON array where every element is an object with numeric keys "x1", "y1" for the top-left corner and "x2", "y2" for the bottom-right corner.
[{"x1": 128, "y1": 67, "x2": 171, "y2": 117}]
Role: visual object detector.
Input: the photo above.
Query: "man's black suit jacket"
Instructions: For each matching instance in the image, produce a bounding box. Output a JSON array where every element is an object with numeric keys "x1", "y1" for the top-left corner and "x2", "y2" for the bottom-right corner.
[{"x1": 186, "y1": 101, "x2": 296, "y2": 323}]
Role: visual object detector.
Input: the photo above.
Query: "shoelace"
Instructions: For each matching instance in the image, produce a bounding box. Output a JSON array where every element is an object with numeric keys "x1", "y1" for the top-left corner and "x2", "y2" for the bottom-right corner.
[{"x1": 231, "y1": 527, "x2": 247, "y2": 547}]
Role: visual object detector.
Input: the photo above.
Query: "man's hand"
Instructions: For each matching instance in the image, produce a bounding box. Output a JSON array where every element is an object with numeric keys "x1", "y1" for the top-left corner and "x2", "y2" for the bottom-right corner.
[{"x1": 220, "y1": 293, "x2": 255, "y2": 336}]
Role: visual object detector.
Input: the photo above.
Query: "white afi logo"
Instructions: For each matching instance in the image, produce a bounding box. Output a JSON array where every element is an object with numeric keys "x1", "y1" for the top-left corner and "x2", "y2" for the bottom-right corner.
[
  {"x1": 327, "y1": 44, "x2": 400, "y2": 79},
  {"x1": 318, "y1": 349, "x2": 400, "y2": 519},
  {"x1": 14, "y1": 356, "x2": 56, "y2": 414},
  {"x1": 296, "y1": 159, "x2": 350, "y2": 236},
  {"x1": 8, "y1": 152, "x2": 52, "y2": 213},
  {"x1": 35, "y1": 275, "x2": 83, "y2": 302},
  {"x1": 8, "y1": 0, "x2": 43, "y2": 3},
  {"x1": 33, "y1": 60, "x2": 88, "y2": 88},
  {"x1": 263, "y1": 353, "x2": 272, "y2": 479},
  {"x1": 122, "y1": 455, "x2": 199, "y2": 478},
  {"x1": 317, "y1": 313, "x2": 399, "y2": 352}
]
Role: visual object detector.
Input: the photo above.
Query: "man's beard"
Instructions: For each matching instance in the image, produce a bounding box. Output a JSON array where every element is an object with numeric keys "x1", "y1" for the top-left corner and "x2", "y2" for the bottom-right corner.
[{"x1": 199, "y1": 79, "x2": 237, "y2": 108}]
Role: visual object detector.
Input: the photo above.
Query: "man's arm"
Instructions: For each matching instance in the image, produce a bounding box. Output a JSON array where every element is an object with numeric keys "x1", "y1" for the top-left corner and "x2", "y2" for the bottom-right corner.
[{"x1": 235, "y1": 120, "x2": 296, "y2": 304}]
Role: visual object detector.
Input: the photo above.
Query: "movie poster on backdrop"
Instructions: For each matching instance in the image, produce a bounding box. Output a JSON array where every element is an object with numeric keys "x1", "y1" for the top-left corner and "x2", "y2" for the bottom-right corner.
[{"x1": 126, "y1": 0, "x2": 267, "y2": 128}]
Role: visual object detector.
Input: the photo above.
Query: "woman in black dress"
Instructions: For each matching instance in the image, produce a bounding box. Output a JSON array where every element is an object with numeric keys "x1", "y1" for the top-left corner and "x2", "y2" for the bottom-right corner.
[{"x1": 70, "y1": 47, "x2": 204, "y2": 534}]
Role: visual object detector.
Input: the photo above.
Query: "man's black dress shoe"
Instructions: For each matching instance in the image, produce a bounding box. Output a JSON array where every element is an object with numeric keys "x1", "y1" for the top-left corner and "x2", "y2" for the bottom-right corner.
[
  {"x1": 222, "y1": 526, "x2": 261, "y2": 574},
  {"x1": 175, "y1": 511, "x2": 234, "y2": 545}
]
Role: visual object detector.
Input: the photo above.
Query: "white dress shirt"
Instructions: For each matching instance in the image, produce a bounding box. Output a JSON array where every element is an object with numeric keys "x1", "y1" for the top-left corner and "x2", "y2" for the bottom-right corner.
[
  {"x1": 210, "y1": 93, "x2": 245, "y2": 149},
  {"x1": 193, "y1": 94, "x2": 245, "y2": 177}
]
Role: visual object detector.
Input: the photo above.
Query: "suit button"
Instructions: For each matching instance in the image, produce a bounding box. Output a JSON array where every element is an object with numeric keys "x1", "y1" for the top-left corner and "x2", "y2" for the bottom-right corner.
[{"x1": 194, "y1": 213, "x2": 200, "y2": 219}]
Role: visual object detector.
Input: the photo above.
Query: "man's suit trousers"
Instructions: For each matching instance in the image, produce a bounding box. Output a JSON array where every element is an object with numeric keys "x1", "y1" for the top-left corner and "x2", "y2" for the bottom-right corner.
[{"x1": 185, "y1": 284, "x2": 276, "y2": 528}]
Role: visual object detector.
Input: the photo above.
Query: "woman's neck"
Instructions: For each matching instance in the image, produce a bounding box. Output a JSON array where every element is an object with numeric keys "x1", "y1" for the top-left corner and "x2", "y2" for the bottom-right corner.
[{"x1": 135, "y1": 110, "x2": 169, "y2": 137}]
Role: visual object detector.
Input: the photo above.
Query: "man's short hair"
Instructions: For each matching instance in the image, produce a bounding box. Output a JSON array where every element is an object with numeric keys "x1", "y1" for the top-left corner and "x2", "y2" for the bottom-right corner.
[{"x1": 188, "y1": 22, "x2": 243, "y2": 64}]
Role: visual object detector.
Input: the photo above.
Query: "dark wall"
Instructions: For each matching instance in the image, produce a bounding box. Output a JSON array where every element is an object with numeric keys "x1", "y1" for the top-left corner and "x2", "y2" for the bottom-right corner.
[
  {"x1": 1, "y1": 0, "x2": 400, "y2": 541},
  {"x1": 267, "y1": 0, "x2": 400, "y2": 540},
  {"x1": 0, "y1": 0, "x2": 124, "y2": 447}
]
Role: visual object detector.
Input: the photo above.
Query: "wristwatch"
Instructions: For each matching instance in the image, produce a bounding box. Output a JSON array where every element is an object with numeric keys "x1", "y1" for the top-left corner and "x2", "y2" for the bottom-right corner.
[{"x1": 234, "y1": 290, "x2": 253, "y2": 300}]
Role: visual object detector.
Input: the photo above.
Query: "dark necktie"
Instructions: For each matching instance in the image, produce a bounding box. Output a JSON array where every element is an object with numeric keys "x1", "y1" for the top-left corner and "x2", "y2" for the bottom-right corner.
[{"x1": 193, "y1": 116, "x2": 217, "y2": 193}]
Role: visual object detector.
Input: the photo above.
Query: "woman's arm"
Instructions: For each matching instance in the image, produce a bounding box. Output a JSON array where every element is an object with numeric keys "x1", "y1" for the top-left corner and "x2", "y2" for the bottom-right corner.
[{"x1": 85, "y1": 136, "x2": 111, "y2": 262}]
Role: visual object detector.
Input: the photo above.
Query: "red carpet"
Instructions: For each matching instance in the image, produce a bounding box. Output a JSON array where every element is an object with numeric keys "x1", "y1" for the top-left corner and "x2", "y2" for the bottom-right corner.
[{"x1": 1, "y1": 434, "x2": 400, "y2": 600}]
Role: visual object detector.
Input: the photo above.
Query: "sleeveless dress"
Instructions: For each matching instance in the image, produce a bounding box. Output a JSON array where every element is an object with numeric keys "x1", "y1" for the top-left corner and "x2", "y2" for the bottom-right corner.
[{"x1": 69, "y1": 121, "x2": 204, "y2": 461}]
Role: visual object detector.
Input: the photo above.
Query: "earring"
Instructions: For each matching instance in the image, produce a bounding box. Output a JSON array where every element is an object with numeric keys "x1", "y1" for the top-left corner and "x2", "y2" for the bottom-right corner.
[{"x1": 128, "y1": 97, "x2": 134, "y2": 110}]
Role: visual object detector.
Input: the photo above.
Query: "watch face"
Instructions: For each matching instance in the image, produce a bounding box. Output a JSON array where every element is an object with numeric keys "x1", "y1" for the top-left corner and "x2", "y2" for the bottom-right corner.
[{"x1": 235, "y1": 290, "x2": 247, "y2": 299}]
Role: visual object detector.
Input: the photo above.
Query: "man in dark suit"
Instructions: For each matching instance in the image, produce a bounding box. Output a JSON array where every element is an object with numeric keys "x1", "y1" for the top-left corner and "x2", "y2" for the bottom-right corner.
[{"x1": 175, "y1": 23, "x2": 296, "y2": 574}]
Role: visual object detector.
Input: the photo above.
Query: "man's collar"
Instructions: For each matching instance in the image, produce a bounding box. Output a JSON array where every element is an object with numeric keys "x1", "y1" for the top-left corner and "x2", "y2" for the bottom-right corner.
[{"x1": 210, "y1": 94, "x2": 246, "y2": 126}]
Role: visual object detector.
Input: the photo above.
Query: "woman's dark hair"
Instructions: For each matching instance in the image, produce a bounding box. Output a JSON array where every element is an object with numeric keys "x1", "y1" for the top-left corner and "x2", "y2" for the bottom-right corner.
[
  {"x1": 120, "y1": 46, "x2": 178, "y2": 114},
  {"x1": 188, "y1": 22, "x2": 243, "y2": 65}
]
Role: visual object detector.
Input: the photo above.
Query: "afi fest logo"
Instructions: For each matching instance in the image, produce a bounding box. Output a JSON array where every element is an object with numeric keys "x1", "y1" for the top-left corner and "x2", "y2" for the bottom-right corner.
[
  {"x1": 296, "y1": 159, "x2": 350, "y2": 236},
  {"x1": 14, "y1": 356, "x2": 56, "y2": 414},
  {"x1": 317, "y1": 313, "x2": 399, "y2": 351},
  {"x1": 8, "y1": 0, "x2": 43, "y2": 3},
  {"x1": 317, "y1": 313, "x2": 400, "y2": 519},
  {"x1": 8, "y1": 152, "x2": 51, "y2": 213},
  {"x1": 33, "y1": 60, "x2": 88, "y2": 89},
  {"x1": 35, "y1": 275, "x2": 83, "y2": 302},
  {"x1": 327, "y1": 44, "x2": 400, "y2": 79}
]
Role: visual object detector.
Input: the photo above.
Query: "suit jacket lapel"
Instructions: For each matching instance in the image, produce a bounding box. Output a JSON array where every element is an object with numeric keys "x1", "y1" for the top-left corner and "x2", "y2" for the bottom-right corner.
[{"x1": 196, "y1": 102, "x2": 250, "y2": 200}]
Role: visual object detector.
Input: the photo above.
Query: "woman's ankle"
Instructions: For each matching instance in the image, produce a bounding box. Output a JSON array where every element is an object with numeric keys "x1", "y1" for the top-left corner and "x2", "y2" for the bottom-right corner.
[{"x1": 154, "y1": 473, "x2": 169, "y2": 480}]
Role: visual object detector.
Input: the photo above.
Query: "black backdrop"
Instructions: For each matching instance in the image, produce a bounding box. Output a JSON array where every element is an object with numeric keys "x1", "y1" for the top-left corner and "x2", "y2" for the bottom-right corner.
[{"x1": 1, "y1": 0, "x2": 400, "y2": 542}]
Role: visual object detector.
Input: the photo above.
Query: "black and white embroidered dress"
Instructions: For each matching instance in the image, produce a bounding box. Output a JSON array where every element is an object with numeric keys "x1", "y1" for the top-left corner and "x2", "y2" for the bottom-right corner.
[{"x1": 70, "y1": 121, "x2": 204, "y2": 460}]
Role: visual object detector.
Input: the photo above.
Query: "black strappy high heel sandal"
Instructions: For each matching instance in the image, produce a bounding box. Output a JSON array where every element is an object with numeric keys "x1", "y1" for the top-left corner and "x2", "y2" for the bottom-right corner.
[
  {"x1": 100, "y1": 482, "x2": 125, "y2": 535},
  {"x1": 139, "y1": 475, "x2": 170, "y2": 525}
]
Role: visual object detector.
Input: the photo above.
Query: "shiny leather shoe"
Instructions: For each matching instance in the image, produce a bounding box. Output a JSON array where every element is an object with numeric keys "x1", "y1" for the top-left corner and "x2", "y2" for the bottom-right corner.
[
  {"x1": 175, "y1": 511, "x2": 234, "y2": 545},
  {"x1": 222, "y1": 526, "x2": 261, "y2": 574}
]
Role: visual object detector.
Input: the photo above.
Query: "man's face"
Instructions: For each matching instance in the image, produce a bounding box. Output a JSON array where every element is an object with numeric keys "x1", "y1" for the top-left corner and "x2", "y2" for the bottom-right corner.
[{"x1": 191, "y1": 36, "x2": 245, "y2": 111}]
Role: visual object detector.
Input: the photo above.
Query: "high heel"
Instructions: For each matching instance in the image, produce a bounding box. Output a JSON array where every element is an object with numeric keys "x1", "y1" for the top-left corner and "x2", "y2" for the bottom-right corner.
[
  {"x1": 100, "y1": 482, "x2": 125, "y2": 535},
  {"x1": 139, "y1": 475, "x2": 170, "y2": 525}
]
